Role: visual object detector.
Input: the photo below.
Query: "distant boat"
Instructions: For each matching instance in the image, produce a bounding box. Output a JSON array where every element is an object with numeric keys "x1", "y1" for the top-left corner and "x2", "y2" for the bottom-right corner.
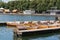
[
  {"x1": 6, "y1": 21, "x2": 20, "y2": 27},
  {"x1": 12, "y1": 9, "x2": 18, "y2": 13},
  {"x1": 0, "y1": 7, "x2": 4, "y2": 13},
  {"x1": 4, "y1": 9, "x2": 10, "y2": 13}
]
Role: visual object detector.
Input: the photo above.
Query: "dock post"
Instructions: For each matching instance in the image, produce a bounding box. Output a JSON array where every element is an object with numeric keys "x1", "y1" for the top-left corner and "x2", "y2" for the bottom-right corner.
[{"x1": 17, "y1": 32, "x2": 22, "y2": 36}]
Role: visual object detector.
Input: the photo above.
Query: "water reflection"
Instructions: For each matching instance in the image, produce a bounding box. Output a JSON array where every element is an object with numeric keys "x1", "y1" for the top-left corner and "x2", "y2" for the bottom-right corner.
[
  {"x1": 1, "y1": 26, "x2": 60, "y2": 40},
  {"x1": 13, "y1": 32, "x2": 60, "y2": 40}
]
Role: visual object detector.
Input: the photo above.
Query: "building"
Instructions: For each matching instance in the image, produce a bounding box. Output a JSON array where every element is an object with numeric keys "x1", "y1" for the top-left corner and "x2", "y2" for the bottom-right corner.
[{"x1": 47, "y1": 7, "x2": 60, "y2": 15}]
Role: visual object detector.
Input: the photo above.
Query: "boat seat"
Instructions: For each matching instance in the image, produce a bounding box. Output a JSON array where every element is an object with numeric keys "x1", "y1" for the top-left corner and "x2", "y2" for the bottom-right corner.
[{"x1": 38, "y1": 25, "x2": 48, "y2": 29}]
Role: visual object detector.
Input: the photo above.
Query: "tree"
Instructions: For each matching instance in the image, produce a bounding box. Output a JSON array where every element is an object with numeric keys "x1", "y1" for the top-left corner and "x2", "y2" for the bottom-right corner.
[{"x1": 1, "y1": 0, "x2": 60, "y2": 13}]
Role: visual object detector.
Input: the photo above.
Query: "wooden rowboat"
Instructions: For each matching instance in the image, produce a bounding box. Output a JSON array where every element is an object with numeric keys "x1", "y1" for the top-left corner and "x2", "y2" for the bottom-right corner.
[{"x1": 6, "y1": 21, "x2": 20, "y2": 27}]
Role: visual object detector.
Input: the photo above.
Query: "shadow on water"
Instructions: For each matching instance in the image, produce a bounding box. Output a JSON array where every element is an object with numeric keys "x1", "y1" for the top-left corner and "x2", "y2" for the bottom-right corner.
[
  {"x1": 14, "y1": 30, "x2": 60, "y2": 40},
  {"x1": 0, "y1": 23, "x2": 7, "y2": 26}
]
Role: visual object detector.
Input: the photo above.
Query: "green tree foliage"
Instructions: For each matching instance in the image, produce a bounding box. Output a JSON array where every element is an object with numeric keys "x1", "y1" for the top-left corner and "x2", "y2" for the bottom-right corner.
[
  {"x1": 0, "y1": 2, "x2": 6, "y2": 8},
  {"x1": 0, "y1": 0, "x2": 60, "y2": 13}
]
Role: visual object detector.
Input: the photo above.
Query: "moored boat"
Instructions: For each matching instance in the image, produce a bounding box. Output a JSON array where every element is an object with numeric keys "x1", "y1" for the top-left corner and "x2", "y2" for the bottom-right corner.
[
  {"x1": 13, "y1": 20, "x2": 60, "y2": 36},
  {"x1": 6, "y1": 21, "x2": 20, "y2": 27}
]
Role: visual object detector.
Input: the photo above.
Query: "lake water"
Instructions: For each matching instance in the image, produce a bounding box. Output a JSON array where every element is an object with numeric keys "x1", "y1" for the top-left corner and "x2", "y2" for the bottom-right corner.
[
  {"x1": 0, "y1": 14, "x2": 55, "y2": 21},
  {"x1": 0, "y1": 26, "x2": 13, "y2": 40},
  {"x1": 0, "y1": 26, "x2": 60, "y2": 40},
  {"x1": 0, "y1": 14, "x2": 57, "y2": 40}
]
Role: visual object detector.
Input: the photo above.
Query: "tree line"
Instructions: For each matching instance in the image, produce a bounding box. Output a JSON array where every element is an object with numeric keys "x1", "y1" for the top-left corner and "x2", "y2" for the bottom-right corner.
[{"x1": 0, "y1": 0, "x2": 60, "y2": 13}]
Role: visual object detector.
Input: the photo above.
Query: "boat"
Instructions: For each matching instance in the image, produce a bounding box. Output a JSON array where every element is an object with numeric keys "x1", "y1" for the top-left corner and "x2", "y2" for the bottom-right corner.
[
  {"x1": 4, "y1": 9, "x2": 10, "y2": 13},
  {"x1": 6, "y1": 21, "x2": 20, "y2": 27},
  {"x1": 12, "y1": 9, "x2": 18, "y2": 13},
  {"x1": 13, "y1": 20, "x2": 60, "y2": 36}
]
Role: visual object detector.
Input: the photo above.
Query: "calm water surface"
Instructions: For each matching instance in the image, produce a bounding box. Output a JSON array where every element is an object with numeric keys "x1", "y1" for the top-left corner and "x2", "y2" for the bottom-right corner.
[
  {"x1": 0, "y1": 14, "x2": 55, "y2": 21},
  {"x1": 0, "y1": 14, "x2": 58, "y2": 40},
  {"x1": 0, "y1": 26, "x2": 60, "y2": 40},
  {"x1": 0, "y1": 26, "x2": 13, "y2": 40}
]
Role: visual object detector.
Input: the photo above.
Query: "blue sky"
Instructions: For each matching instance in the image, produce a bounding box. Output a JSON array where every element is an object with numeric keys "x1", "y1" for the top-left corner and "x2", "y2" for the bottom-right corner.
[{"x1": 2, "y1": 0, "x2": 10, "y2": 2}]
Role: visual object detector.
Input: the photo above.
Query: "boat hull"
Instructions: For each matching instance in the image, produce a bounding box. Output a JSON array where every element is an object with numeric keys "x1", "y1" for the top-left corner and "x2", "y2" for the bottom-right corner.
[
  {"x1": 14, "y1": 27, "x2": 60, "y2": 36},
  {"x1": 15, "y1": 29, "x2": 60, "y2": 36}
]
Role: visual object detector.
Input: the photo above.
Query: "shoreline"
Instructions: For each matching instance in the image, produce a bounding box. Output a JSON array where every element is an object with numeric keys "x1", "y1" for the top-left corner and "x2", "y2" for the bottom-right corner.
[{"x1": 0, "y1": 13, "x2": 57, "y2": 16}]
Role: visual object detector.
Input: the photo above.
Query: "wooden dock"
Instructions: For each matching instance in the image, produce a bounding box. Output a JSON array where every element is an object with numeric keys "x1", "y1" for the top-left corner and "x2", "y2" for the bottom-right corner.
[{"x1": 14, "y1": 27, "x2": 60, "y2": 36}]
